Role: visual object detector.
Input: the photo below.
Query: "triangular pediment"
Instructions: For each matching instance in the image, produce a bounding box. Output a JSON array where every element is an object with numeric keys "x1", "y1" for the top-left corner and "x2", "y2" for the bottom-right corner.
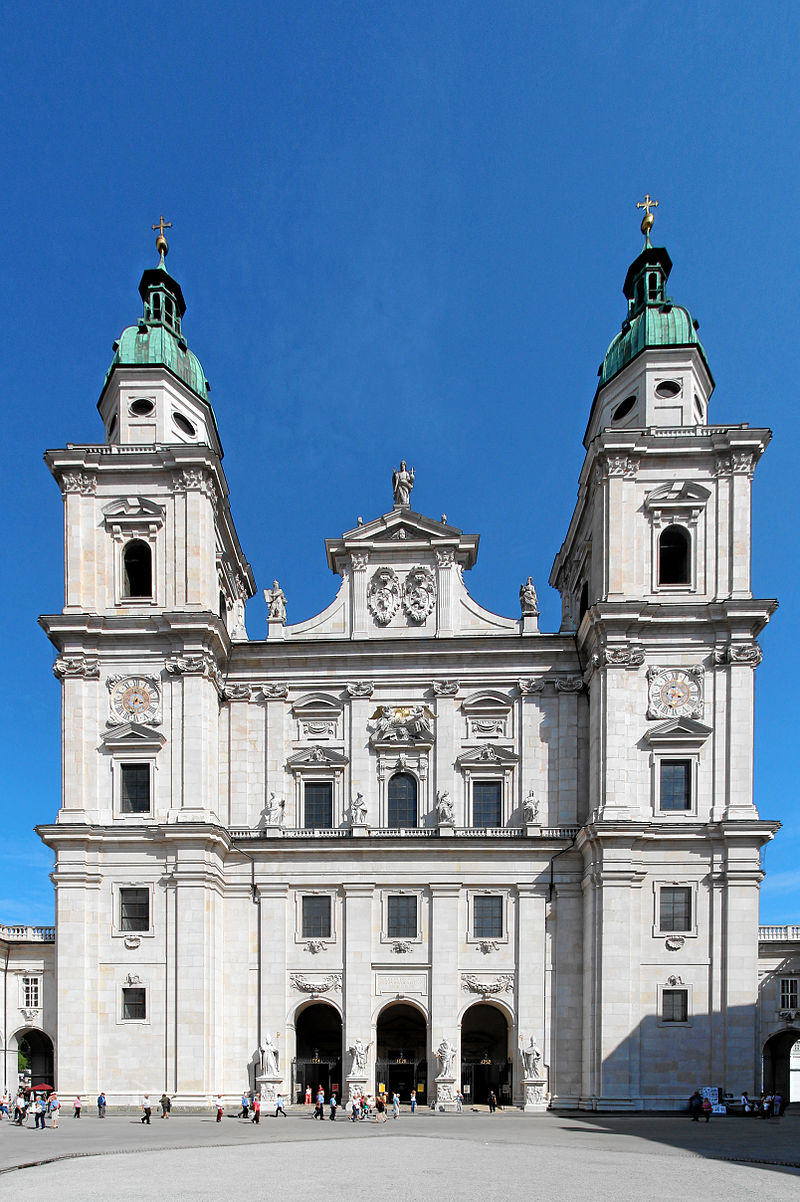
[
  {"x1": 102, "y1": 722, "x2": 166, "y2": 751},
  {"x1": 286, "y1": 745, "x2": 349, "y2": 770},
  {"x1": 456, "y1": 743, "x2": 519, "y2": 768},
  {"x1": 325, "y1": 508, "x2": 479, "y2": 571},
  {"x1": 644, "y1": 716, "x2": 712, "y2": 746}
]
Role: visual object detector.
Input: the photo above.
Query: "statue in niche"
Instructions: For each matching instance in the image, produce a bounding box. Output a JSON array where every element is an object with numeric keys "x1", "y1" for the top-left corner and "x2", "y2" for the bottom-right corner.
[
  {"x1": 392, "y1": 461, "x2": 415, "y2": 507},
  {"x1": 520, "y1": 577, "x2": 539, "y2": 616},
  {"x1": 259, "y1": 1032, "x2": 279, "y2": 1076},
  {"x1": 264, "y1": 580, "x2": 287, "y2": 622},
  {"x1": 436, "y1": 790, "x2": 455, "y2": 825},
  {"x1": 522, "y1": 791, "x2": 540, "y2": 823},
  {"x1": 350, "y1": 793, "x2": 367, "y2": 824},
  {"x1": 264, "y1": 792, "x2": 285, "y2": 826},
  {"x1": 521, "y1": 1034, "x2": 542, "y2": 1077},
  {"x1": 436, "y1": 1037, "x2": 456, "y2": 1078},
  {"x1": 349, "y1": 1038, "x2": 370, "y2": 1074}
]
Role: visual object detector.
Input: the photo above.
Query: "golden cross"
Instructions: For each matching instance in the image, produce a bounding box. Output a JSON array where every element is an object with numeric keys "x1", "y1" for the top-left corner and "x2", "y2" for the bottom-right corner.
[
  {"x1": 152, "y1": 214, "x2": 172, "y2": 239},
  {"x1": 636, "y1": 194, "x2": 658, "y2": 220}
]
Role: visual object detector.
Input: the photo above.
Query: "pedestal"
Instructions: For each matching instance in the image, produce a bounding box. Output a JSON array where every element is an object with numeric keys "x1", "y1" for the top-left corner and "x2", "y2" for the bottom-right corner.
[
  {"x1": 524, "y1": 823, "x2": 542, "y2": 837},
  {"x1": 523, "y1": 1076, "x2": 549, "y2": 1113},
  {"x1": 346, "y1": 1075, "x2": 367, "y2": 1105},
  {"x1": 435, "y1": 1077, "x2": 457, "y2": 1110},
  {"x1": 351, "y1": 824, "x2": 368, "y2": 838},
  {"x1": 438, "y1": 825, "x2": 455, "y2": 838},
  {"x1": 255, "y1": 1074, "x2": 282, "y2": 1105}
]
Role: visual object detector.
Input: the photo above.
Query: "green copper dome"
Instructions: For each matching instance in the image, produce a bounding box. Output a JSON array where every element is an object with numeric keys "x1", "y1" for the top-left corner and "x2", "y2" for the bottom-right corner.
[
  {"x1": 598, "y1": 244, "x2": 709, "y2": 387},
  {"x1": 103, "y1": 262, "x2": 210, "y2": 402}
]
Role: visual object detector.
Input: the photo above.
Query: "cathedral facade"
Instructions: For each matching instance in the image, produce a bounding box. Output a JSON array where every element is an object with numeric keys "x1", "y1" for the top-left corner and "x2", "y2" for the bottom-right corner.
[{"x1": 36, "y1": 216, "x2": 779, "y2": 1110}]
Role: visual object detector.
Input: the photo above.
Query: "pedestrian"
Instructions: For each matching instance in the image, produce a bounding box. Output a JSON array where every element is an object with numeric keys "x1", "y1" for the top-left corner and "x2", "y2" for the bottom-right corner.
[
  {"x1": 214, "y1": 1093, "x2": 224, "y2": 1122},
  {"x1": 702, "y1": 1096, "x2": 712, "y2": 1123},
  {"x1": 375, "y1": 1095, "x2": 386, "y2": 1123},
  {"x1": 488, "y1": 1090, "x2": 497, "y2": 1113},
  {"x1": 351, "y1": 1097, "x2": 359, "y2": 1122},
  {"x1": 141, "y1": 1093, "x2": 152, "y2": 1124},
  {"x1": 773, "y1": 1091, "x2": 783, "y2": 1117},
  {"x1": 329, "y1": 1093, "x2": 337, "y2": 1121},
  {"x1": 275, "y1": 1092, "x2": 286, "y2": 1118},
  {"x1": 689, "y1": 1090, "x2": 702, "y2": 1121},
  {"x1": 240, "y1": 1091, "x2": 250, "y2": 1120},
  {"x1": 251, "y1": 1095, "x2": 261, "y2": 1124},
  {"x1": 0, "y1": 1091, "x2": 9, "y2": 1120},
  {"x1": 741, "y1": 1091, "x2": 751, "y2": 1114},
  {"x1": 314, "y1": 1088, "x2": 324, "y2": 1120},
  {"x1": 410, "y1": 1089, "x2": 416, "y2": 1114},
  {"x1": 73, "y1": 1094, "x2": 82, "y2": 1118},
  {"x1": 456, "y1": 1090, "x2": 463, "y2": 1111},
  {"x1": 97, "y1": 1091, "x2": 106, "y2": 1117},
  {"x1": 160, "y1": 1092, "x2": 171, "y2": 1119},
  {"x1": 392, "y1": 1092, "x2": 400, "y2": 1118},
  {"x1": 764, "y1": 1093, "x2": 773, "y2": 1119},
  {"x1": 13, "y1": 1092, "x2": 24, "y2": 1125},
  {"x1": 305, "y1": 1085, "x2": 312, "y2": 1105},
  {"x1": 34, "y1": 1096, "x2": 45, "y2": 1129},
  {"x1": 50, "y1": 1093, "x2": 60, "y2": 1128}
]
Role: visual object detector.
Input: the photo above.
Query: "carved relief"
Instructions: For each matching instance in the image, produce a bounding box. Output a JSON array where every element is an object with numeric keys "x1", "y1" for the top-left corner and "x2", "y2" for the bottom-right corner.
[
  {"x1": 224, "y1": 683, "x2": 252, "y2": 701},
  {"x1": 519, "y1": 678, "x2": 545, "y2": 696},
  {"x1": 713, "y1": 643, "x2": 763, "y2": 667},
  {"x1": 665, "y1": 935, "x2": 685, "y2": 951},
  {"x1": 593, "y1": 645, "x2": 646, "y2": 668},
  {"x1": 260, "y1": 683, "x2": 289, "y2": 700},
  {"x1": 350, "y1": 551, "x2": 369, "y2": 571},
  {"x1": 346, "y1": 681, "x2": 374, "y2": 698},
  {"x1": 305, "y1": 940, "x2": 326, "y2": 954},
  {"x1": 290, "y1": 973, "x2": 342, "y2": 994},
  {"x1": 60, "y1": 470, "x2": 97, "y2": 495},
  {"x1": 436, "y1": 548, "x2": 455, "y2": 568},
  {"x1": 553, "y1": 676, "x2": 584, "y2": 694},
  {"x1": 432, "y1": 679, "x2": 459, "y2": 697},
  {"x1": 300, "y1": 719, "x2": 337, "y2": 739},
  {"x1": 402, "y1": 566, "x2": 436, "y2": 623},
  {"x1": 165, "y1": 653, "x2": 223, "y2": 692},
  {"x1": 124, "y1": 936, "x2": 141, "y2": 950},
  {"x1": 367, "y1": 567, "x2": 401, "y2": 625},
  {"x1": 391, "y1": 941, "x2": 412, "y2": 954},
  {"x1": 173, "y1": 467, "x2": 215, "y2": 498},
  {"x1": 371, "y1": 705, "x2": 434, "y2": 747},
  {"x1": 53, "y1": 655, "x2": 100, "y2": 680},
  {"x1": 461, "y1": 973, "x2": 514, "y2": 995}
]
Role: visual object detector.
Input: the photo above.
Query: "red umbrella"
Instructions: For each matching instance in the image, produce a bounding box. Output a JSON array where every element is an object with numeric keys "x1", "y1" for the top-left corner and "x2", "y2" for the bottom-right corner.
[{"x1": 28, "y1": 1084, "x2": 54, "y2": 1092}]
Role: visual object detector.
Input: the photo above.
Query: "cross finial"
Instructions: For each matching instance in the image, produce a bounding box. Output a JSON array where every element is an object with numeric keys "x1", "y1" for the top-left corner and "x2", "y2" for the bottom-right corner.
[
  {"x1": 636, "y1": 194, "x2": 658, "y2": 245},
  {"x1": 151, "y1": 214, "x2": 172, "y2": 263}
]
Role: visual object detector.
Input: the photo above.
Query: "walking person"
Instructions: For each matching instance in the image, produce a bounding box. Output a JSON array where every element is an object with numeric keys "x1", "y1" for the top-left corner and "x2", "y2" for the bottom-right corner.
[
  {"x1": 141, "y1": 1093, "x2": 152, "y2": 1124},
  {"x1": 160, "y1": 1093, "x2": 171, "y2": 1119},
  {"x1": 392, "y1": 1092, "x2": 400, "y2": 1119},
  {"x1": 456, "y1": 1090, "x2": 463, "y2": 1111},
  {"x1": 215, "y1": 1093, "x2": 224, "y2": 1122},
  {"x1": 689, "y1": 1090, "x2": 702, "y2": 1121},
  {"x1": 314, "y1": 1088, "x2": 324, "y2": 1119},
  {"x1": 34, "y1": 1096, "x2": 45, "y2": 1129},
  {"x1": 773, "y1": 1091, "x2": 783, "y2": 1117},
  {"x1": 50, "y1": 1093, "x2": 60, "y2": 1128},
  {"x1": 375, "y1": 1095, "x2": 386, "y2": 1123},
  {"x1": 487, "y1": 1090, "x2": 497, "y2": 1113},
  {"x1": 73, "y1": 1095, "x2": 82, "y2": 1118},
  {"x1": 410, "y1": 1090, "x2": 416, "y2": 1114},
  {"x1": 275, "y1": 1092, "x2": 286, "y2": 1118},
  {"x1": 240, "y1": 1091, "x2": 249, "y2": 1120},
  {"x1": 251, "y1": 1095, "x2": 261, "y2": 1124},
  {"x1": 329, "y1": 1092, "x2": 337, "y2": 1120},
  {"x1": 702, "y1": 1096, "x2": 712, "y2": 1123},
  {"x1": 97, "y1": 1091, "x2": 106, "y2": 1118}
]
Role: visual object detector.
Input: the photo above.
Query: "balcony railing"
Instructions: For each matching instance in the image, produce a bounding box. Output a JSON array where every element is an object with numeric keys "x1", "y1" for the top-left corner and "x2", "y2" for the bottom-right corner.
[
  {"x1": 759, "y1": 925, "x2": 800, "y2": 941},
  {"x1": 228, "y1": 825, "x2": 578, "y2": 841},
  {"x1": 0, "y1": 925, "x2": 55, "y2": 942}
]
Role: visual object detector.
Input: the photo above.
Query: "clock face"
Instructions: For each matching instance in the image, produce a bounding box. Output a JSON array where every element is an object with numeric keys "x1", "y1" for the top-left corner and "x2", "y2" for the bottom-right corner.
[
  {"x1": 111, "y1": 677, "x2": 159, "y2": 724},
  {"x1": 647, "y1": 669, "x2": 702, "y2": 719}
]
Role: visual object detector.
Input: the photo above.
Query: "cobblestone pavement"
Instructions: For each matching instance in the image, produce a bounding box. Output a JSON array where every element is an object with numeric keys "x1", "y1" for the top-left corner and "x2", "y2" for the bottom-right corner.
[{"x1": 0, "y1": 1109, "x2": 797, "y2": 1201}]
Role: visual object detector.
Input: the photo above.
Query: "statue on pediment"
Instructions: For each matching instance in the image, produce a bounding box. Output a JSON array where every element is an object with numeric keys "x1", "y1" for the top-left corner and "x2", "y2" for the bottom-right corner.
[
  {"x1": 520, "y1": 577, "x2": 539, "y2": 617},
  {"x1": 265, "y1": 580, "x2": 287, "y2": 623},
  {"x1": 392, "y1": 461, "x2": 415, "y2": 507}
]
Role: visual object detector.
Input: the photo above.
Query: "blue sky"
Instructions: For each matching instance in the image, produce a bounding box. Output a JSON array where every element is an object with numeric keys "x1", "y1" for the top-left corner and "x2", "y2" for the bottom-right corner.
[{"x1": 2, "y1": 1, "x2": 797, "y2": 923}]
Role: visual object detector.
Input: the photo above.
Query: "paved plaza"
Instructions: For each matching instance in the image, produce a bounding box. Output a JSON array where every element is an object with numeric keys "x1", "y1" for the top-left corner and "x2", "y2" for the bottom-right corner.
[{"x1": 0, "y1": 1109, "x2": 797, "y2": 1201}]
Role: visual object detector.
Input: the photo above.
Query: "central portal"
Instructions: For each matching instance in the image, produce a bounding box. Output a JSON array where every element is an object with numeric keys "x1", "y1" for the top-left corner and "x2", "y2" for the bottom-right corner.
[
  {"x1": 294, "y1": 1002, "x2": 343, "y2": 1103},
  {"x1": 375, "y1": 1002, "x2": 428, "y2": 1104},
  {"x1": 460, "y1": 1002, "x2": 512, "y2": 1106}
]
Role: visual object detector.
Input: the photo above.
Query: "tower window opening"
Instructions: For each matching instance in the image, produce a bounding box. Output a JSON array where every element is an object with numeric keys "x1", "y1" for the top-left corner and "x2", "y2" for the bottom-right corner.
[
  {"x1": 151, "y1": 292, "x2": 161, "y2": 320},
  {"x1": 648, "y1": 271, "x2": 660, "y2": 300},
  {"x1": 123, "y1": 539, "x2": 153, "y2": 598},
  {"x1": 612, "y1": 396, "x2": 636, "y2": 423},
  {"x1": 635, "y1": 279, "x2": 644, "y2": 307},
  {"x1": 578, "y1": 580, "x2": 589, "y2": 623},
  {"x1": 164, "y1": 296, "x2": 174, "y2": 327},
  {"x1": 658, "y1": 525, "x2": 690, "y2": 586},
  {"x1": 219, "y1": 591, "x2": 227, "y2": 623}
]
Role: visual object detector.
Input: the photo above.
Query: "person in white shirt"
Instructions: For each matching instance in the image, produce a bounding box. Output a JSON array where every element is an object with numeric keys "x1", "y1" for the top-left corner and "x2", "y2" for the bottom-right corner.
[
  {"x1": 215, "y1": 1094, "x2": 224, "y2": 1122},
  {"x1": 141, "y1": 1094, "x2": 152, "y2": 1124}
]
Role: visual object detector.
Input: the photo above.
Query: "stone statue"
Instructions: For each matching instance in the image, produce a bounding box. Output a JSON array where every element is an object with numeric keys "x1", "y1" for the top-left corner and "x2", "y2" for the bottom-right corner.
[
  {"x1": 230, "y1": 596, "x2": 248, "y2": 641},
  {"x1": 260, "y1": 1032, "x2": 279, "y2": 1076},
  {"x1": 350, "y1": 792, "x2": 367, "y2": 824},
  {"x1": 264, "y1": 580, "x2": 287, "y2": 622},
  {"x1": 392, "y1": 461, "x2": 415, "y2": 507},
  {"x1": 265, "y1": 792, "x2": 285, "y2": 826},
  {"x1": 522, "y1": 790, "x2": 540, "y2": 823},
  {"x1": 521, "y1": 1034, "x2": 542, "y2": 1077},
  {"x1": 520, "y1": 577, "x2": 539, "y2": 617},
  {"x1": 349, "y1": 1038, "x2": 369, "y2": 1074},
  {"x1": 436, "y1": 1037, "x2": 456, "y2": 1078},
  {"x1": 436, "y1": 789, "x2": 454, "y2": 826}
]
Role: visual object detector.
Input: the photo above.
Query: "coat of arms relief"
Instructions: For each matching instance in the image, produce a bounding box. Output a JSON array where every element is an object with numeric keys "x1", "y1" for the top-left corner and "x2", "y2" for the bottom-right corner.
[{"x1": 366, "y1": 564, "x2": 436, "y2": 626}]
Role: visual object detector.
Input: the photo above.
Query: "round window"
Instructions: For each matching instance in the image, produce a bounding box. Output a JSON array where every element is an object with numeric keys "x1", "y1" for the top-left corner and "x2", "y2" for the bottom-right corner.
[
  {"x1": 611, "y1": 396, "x2": 636, "y2": 422},
  {"x1": 655, "y1": 380, "x2": 681, "y2": 398},
  {"x1": 129, "y1": 398, "x2": 155, "y2": 417},
  {"x1": 173, "y1": 411, "x2": 196, "y2": 437}
]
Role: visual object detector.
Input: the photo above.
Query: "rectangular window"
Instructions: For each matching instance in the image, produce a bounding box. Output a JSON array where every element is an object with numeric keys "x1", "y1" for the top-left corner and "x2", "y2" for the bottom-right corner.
[
  {"x1": 21, "y1": 977, "x2": 40, "y2": 1008},
  {"x1": 302, "y1": 896, "x2": 331, "y2": 939},
  {"x1": 122, "y1": 987, "x2": 146, "y2": 1020},
  {"x1": 304, "y1": 782, "x2": 333, "y2": 829},
  {"x1": 387, "y1": 895, "x2": 417, "y2": 938},
  {"x1": 473, "y1": 780, "x2": 502, "y2": 827},
  {"x1": 662, "y1": 988, "x2": 688, "y2": 1023},
  {"x1": 660, "y1": 760, "x2": 692, "y2": 811},
  {"x1": 473, "y1": 896, "x2": 503, "y2": 939},
  {"x1": 119, "y1": 887, "x2": 150, "y2": 932},
  {"x1": 120, "y1": 764, "x2": 151, "y2": 814},
  {"x1": 780, "y1": 979, "x2": 798, "y2": 1010},
  {"x1": 659, "y1": 886, "x2": 692, "y2": 933}
]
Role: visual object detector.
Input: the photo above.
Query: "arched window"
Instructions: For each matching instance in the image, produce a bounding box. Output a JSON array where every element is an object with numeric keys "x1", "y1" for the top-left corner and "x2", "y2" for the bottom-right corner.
[
  {"x1": 388, "y1": 772, "x2": 417, "y2": 828},
  {"x1": 123, "y1": 539, "x2": 152, "y2": 598},
  {"x1": 658, "y1": 525, "x2": 690, "y2": 586}
]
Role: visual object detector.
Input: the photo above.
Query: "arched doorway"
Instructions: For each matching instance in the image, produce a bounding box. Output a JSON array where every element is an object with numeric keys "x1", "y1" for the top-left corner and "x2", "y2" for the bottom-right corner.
[
  {"x1": 460, "y1": 1003, "x2": 512, "y2": 1106},
  {"x1": 294, "y1": 1003, "x2": 343, "y2": 1103},
  {"x1": 762, "y1": 1029, "x2": 800, "y2": 1100},
  {"x1": 375, "y1": 1002, "x2": 428, "y2": 1104},
  {"x1": 15, "y1": 1029, "x2": 54, "y2": 1088}
]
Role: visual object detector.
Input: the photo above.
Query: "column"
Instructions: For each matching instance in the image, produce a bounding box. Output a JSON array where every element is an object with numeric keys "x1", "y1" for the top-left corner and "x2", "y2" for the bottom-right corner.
[
  {"x1": 258, "y1": 883, "x2": 288, "y2": 1101},
  {"x1": 516, "y1": 885, "x2": 547, "y2": 1107},
  {"x1": 351, "y1": 554, "x2": 369, "y2": 638},
  {"x1": 435, "y1": 550, "x2": 455, "y2": 636},
  {"x1": 342, "y1": 883, "x2": 374, "y2": 1099},
  {"x1": 432, "y1": 684, "x2": 458, "y2": 823},
  {"x1": 429, "y1": 882, "x2": 460, "y2": 1108}
]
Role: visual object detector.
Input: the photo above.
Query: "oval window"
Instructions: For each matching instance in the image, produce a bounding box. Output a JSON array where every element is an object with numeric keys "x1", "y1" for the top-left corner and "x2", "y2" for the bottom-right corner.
[
  {"x1": 173, "y1": 411, "x2": 196, "y2": 437},
  {"x1": 612, "y1": 396, "x2": 636, "y2": 422},
  {"x1": 130, "y1": 398, "x2": 155, "y2": 417},
  {"x1": 655, "y1": 380, "x2": 681, "y2": 398}
]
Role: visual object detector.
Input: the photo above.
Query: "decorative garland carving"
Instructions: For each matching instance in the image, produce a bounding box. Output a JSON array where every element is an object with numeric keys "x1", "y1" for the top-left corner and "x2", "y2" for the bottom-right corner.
[
  {"x1": 553, "y1": 676, "x2": 584, "y2": 694},
  {"x1": 346, "y1": 681, "x2": 374, "y2": 698},
  {"x1": 431, "y1": 679, "x2": 459, "y2": 697},
  {"x1": 713, "y1": 643, "x2": 762, "y2": 667},
  {"x1": 290, "y1": 973, "x2": 342, "y2": 994},
  {"x1": 260, "y1": 683, "x2": 289, "y2": 700},
  {"x1": 391, "y1": 941, "x2": 412, "y2": 954},
  {"x1": 593, "y1": 645, "x2": 646, "y2": 669},
  {"x1": 461, "y1": 973, "x2": 514, "y2": 995},
  {"x1": 53, "y1": 655, "x2": 100, "y2": 679}
]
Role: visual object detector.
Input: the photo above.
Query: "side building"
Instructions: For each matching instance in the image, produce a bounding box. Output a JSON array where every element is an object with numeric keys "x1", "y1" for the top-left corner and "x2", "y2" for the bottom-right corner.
[{"x1": 35, "y1": 219, "x2": 782, "y2": 1109}]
